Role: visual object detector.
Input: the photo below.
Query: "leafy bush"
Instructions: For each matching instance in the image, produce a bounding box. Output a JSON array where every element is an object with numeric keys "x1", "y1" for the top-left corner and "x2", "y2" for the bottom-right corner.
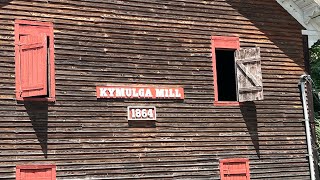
[{"x1": 310, "y1": 41, "x2": 320, "y2": 148}]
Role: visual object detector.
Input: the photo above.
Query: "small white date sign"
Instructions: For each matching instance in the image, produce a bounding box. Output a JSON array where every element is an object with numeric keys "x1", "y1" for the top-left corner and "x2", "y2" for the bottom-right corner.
[{"x1": 127, "y1": 106, "x2": 156, "y2": 121}]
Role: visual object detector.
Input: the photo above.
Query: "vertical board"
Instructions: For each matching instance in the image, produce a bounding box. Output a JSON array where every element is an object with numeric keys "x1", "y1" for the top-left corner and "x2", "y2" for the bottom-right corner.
[
  {"x1": 235, "y1": 47, "x2": 263, "y2": 102},
  {"x1": 19, "y1": 34, "x2": 47, "y2": 98}
]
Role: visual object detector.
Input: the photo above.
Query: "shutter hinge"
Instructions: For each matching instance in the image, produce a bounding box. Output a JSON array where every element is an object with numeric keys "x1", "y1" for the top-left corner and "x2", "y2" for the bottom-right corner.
[
  {"x1": 14, "y1": 90, "x2": 22, "y2": 96},
  {"x1": 16, "y1": 90, "x2": 22, "y2": 96}
]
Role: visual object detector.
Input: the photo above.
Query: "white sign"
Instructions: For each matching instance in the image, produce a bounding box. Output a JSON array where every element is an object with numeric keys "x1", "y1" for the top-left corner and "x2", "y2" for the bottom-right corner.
[{"x1": 127, "y1": 106, "x2": 156, "y2": 121}]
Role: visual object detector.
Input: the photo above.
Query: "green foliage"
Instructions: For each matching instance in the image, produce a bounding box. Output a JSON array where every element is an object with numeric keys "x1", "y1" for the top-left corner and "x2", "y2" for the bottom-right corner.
[
  {"x1": 310, "y1": 40, "x2": 320, "y2": 148},
  {"x1": 311, "y1": 41, "x2": 320, "y2": 91}
]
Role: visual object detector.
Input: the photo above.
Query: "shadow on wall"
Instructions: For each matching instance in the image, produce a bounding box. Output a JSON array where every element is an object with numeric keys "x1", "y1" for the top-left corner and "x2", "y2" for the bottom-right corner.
[
  {"x1": 240, "y1": 102, "x2": 260, "y2": 158},
  {"x1": 226, "y1": 0, "x2": 305, "y2": 159},
  {"x1": 226, "y1": 0, "x2": 304, "y2": 66},
  {"x1": 24, "y1": 102, "x2": 49, "y2": 159},
  {"x1": 0, "y1": 0, "x2": 14, "y2": 6},
  {"x1": 1, "y1": 0, "x2": 50, "y2": 158}
]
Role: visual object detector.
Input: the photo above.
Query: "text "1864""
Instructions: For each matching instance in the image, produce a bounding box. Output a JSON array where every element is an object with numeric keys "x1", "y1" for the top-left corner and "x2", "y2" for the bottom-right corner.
[{"x1": 127, "y1": 106, "x2": 156, "y2": 120}]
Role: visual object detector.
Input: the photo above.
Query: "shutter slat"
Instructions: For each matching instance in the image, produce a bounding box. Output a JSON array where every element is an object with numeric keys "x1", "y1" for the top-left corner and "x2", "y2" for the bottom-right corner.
[
  {"x1": 220, "y1": 158, "x2": 250, "y2": 180},
  {"x1": 239, "y1": 86, "x2": 263, "y2": 93},
  {"x1": 236, "y1": 57, "x2": 261, "y2": 63},
  {"x1": 21, "y1": 43, "x2": 44, "y2": 50},
  {"x1": 22, "y1": 85, "x2": 45, "y2": 91},
  {"x1": 235, "y1": 47, "x2": 263, "y2": 102}
]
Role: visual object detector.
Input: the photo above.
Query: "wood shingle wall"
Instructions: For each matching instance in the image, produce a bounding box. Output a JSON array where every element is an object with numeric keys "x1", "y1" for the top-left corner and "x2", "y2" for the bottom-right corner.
[{"x1": 0, "y1": 0, "x2": 310, "y2": 179}]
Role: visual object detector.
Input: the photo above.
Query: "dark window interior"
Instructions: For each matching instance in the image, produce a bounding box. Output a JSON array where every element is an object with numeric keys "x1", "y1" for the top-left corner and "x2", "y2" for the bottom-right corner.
[
  {"x1": 36, "y1": 36, "x2": 50, "y2": 98},
  {"x1": 216, "y1": 50, "x2": 237, "y2": 101},
  {"x1": 47, "y1": 36, "x2": 50, "y2": 97}
]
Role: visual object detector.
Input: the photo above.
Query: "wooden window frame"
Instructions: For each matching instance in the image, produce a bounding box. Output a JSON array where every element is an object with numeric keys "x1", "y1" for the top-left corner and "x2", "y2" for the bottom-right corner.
[
  {"x1": 14, "y1": 19, "x2": 55, "y2": 102},
  {"x1": 16, "y1": 164, "x2": 56, "y2": 180},
  {"x1": 211, "y1": 36, "x2": 240, "y2": 106},
  {"x1": 219, "y1": 158, "x2": 250, "y2": 180}
]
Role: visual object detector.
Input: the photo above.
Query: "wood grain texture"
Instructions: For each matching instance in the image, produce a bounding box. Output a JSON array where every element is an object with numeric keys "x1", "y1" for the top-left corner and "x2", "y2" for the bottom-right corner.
[
  {"x1": 0, "y1": 0, "x2": 311, "y2": 179},
  {"x1": 236, "y1": 47, "x2": 263, "y2": 102}
]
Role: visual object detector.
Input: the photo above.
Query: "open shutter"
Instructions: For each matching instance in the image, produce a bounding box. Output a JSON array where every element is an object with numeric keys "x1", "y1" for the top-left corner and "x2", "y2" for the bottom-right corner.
[
  {"x1": 19, "y1": 34, "x2": 47, "y2": 98},
  {"x1": 220, "y1": 158, "x2": 250, "y2": 180},
  {"x1": 235, "y1": 47, "x2": 263, "y2": 102}
]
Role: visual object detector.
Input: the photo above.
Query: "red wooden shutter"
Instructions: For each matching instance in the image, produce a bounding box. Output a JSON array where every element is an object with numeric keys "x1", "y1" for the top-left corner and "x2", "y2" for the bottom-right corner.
[
  {"x1": 235, "y1": 47, "x2": 263, "y2": 102},
  {"x1": 19, "y1": 34, "x2": 47, "y2": 98},
  {"x1": 20, "y1": 169, "x2": 52, "y2": 180},
  {"x1": 16, "y1": 165, "x2": 56, "y2": 180},
  {"x1": 220, "y1": 158, "x2": 250, "y2": 180}
]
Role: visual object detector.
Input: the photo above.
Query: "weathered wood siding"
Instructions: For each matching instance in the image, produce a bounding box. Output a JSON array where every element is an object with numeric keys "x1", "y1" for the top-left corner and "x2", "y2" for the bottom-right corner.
[{"x1": 0, "y1": 0, "x2": 310, "y2": 179}]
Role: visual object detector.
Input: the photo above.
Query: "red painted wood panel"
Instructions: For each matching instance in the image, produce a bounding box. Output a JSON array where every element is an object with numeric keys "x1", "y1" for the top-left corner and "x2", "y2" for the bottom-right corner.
[
  {"x1": 14, "y1": 19, "x2": 56, "y2": 102},
  {"x1": 96, "y1": 86, "x2": 184, "y2": 99},
  {"x1": 16, "y1": 165, "x2": 56, "y2": 180},
  {"x1": 212, "y1": 36, "x2": 240, "y2": 49},
  {"x1": 21, "y1": 169, "x2": 51, "y2": 180},
  {"x1": 220, "y1": 158, "x2": 250, "y2": 180},
  {"x1": 19, "y1": 34, "x2": 47, "y2": 98}
]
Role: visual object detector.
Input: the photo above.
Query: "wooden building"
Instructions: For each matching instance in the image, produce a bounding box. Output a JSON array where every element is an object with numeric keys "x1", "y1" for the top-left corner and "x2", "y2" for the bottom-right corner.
[{"x1": 0, "y1": 0, "x2": 318, "y2": 179}]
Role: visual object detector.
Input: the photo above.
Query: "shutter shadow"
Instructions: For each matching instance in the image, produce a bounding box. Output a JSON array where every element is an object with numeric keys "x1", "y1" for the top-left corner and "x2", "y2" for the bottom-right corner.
[
  {"x1": 240, "y1": 102, "x2": 260, "y2": 158},
  {"x1": 24, "y1": 102, "x2": 49, "y2": 158}
]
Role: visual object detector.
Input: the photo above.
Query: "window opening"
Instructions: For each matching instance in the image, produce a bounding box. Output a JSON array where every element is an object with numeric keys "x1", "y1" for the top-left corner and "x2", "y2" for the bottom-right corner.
[
  {"x1": 216, "y1": 49, "x2": 237, "y2": 101},
  {"x1": 47, "y1": 36, "x2": 50, "y2": 97}
]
